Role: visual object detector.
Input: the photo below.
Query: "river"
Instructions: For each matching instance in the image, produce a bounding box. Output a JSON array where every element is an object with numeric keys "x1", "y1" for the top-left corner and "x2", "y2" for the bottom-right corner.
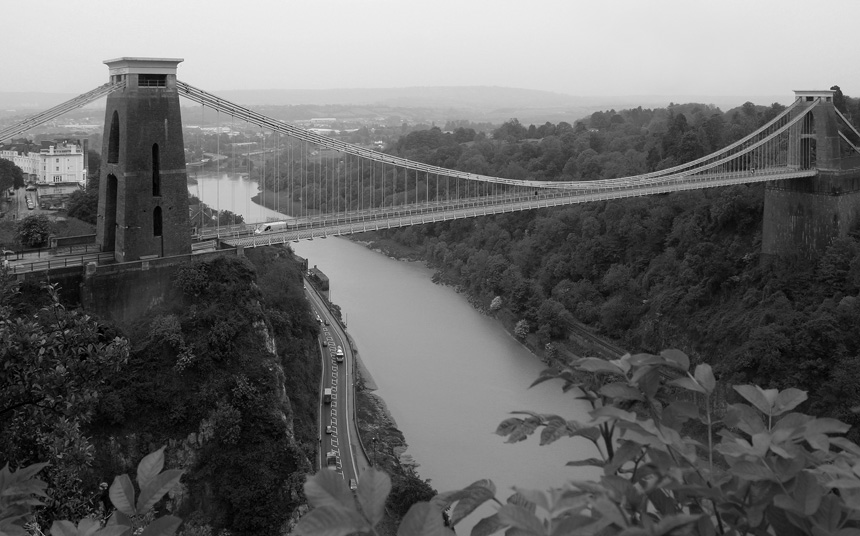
[
  {"x1": 191, "y1": 173, "x2": 598, "y2": 533},
  {"x1": 187, "y1": 172, "x2": 288, "y2": 223}
]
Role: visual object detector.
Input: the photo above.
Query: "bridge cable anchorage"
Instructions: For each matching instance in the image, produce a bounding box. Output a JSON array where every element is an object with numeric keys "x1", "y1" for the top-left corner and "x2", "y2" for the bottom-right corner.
[{"x1": 0, "y1": 80, "x2": 127, "y2": 142}]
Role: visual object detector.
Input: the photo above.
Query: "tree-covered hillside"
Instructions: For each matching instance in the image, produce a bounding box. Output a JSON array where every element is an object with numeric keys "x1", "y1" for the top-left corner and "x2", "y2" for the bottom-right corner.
[
  {"x1": 1, "y1": 248, "x2": 322, "y2": 535},
  {"x1": 372, "y1": 86, "x2": 860, "y2": 438}
]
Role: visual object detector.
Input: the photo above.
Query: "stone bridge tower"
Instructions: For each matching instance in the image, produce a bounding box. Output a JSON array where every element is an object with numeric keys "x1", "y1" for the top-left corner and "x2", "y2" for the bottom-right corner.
[
  {"x1": 96, "y1": 57, "x2": 191, "y2": 262},
  {"x1": 762, "y1": 90, "x2": 860, "y2": 259}
]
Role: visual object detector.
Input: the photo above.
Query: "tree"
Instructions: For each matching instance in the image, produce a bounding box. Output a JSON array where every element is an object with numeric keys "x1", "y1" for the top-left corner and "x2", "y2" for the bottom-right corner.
[
  {"x1": 15, "y1": 214, "x2": 52, "y2": 248},
  {"x1": 513, "y1": 319, "x2": 529, "y2": 339},
  {"x1": 0, "y1": 280, "x2": 129, "y2": 522},
  {"x1": 0, "y1": 159, "x2": 25, "y2": 192},
  {"x1": 66, "y1": 189, "x2": 99, "y2": 224}
]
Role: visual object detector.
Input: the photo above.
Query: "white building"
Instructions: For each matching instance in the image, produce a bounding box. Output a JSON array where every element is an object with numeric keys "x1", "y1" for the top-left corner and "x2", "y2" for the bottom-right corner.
[{"x1": 0, "y1": 141, "x2": 86, "y2": 186}]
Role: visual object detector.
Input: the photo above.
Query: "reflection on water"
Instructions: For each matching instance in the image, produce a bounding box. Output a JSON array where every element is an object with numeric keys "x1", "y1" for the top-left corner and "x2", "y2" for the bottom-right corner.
[
  {"x1": 293, "y1": 238, "x2": 599, "y2": 535},
  {"x1": 186, "y1": 172, "x2": 288, "y2": 223}
]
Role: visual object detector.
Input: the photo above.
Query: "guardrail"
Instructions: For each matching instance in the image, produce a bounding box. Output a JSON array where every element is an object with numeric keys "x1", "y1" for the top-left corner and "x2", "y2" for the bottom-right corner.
[{"x1": 6, "y1": 253, "x2": 115, "y2": 274}]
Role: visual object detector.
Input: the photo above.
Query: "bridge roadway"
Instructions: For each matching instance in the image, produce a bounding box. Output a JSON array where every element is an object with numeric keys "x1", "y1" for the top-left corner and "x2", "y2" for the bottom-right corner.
[
  {"x1": 304, "y1": 280, "x2": 367, "y2": 484},
  {"x1": 214, "y1": 167, "x2": 817, "y2": 247}
]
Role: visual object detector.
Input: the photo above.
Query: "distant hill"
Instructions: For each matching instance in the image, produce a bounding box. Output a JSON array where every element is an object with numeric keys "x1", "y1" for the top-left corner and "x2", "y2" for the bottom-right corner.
[{"x1": 0, "y1": 87, "x2": 790, "y2": 125}]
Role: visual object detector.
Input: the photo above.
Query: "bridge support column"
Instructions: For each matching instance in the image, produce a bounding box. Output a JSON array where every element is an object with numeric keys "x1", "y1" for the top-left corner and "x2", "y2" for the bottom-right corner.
[
  {"x1": 762, "y1": 90, "x2": 860, "y2": 259},
  {"x1": 95, "y1": 57, "x2": 191, "y2": 263}
]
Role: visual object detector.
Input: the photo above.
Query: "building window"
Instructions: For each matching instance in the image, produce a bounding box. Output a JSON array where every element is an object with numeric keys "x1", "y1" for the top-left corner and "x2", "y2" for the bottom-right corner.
[
  {"x1": 139, "y1": 74, "x2": 167, "y2": 87},
  {"x1": 153, "y1": 206, "x2": 163, "y2": 237},
  {"x1": 108, "y1": 111, "x2": 120, "y2": 163},
  {"x1": 152, "y1": 144, "x2": 161, "y2": 196}
]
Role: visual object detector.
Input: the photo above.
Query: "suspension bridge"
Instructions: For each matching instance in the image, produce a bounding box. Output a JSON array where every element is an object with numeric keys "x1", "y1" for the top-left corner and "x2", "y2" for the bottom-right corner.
[{"x1": 2, "y1": 58, "x2": 860, "y2": 274}]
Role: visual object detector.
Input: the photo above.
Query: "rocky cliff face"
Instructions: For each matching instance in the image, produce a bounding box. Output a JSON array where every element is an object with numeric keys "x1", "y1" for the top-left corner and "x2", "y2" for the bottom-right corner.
[{"x1": 89, "y1": 251, "x2": 320, "y2": 535}]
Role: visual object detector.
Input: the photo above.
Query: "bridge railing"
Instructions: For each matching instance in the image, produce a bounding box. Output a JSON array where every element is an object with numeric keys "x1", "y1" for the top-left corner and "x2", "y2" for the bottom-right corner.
[{"x1": 5, "y1": 252, "x2": 116, "y2": 275}]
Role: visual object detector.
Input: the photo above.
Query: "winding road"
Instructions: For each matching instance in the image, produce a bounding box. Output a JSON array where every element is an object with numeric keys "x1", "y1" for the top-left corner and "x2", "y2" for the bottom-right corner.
[{"x1": 304, "y1": 280, "x2": 368, "y2": 484}]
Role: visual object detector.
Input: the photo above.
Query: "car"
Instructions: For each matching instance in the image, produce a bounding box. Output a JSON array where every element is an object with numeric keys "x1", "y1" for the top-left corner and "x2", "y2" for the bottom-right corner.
[
  {"x1": 322, "y1": 339, "x2": 328, "y2": 347},
  {"x1": 325, "y1": 426, "x2": 333, "y2": 435},
  {"x1": 336, "y1": 346, "x2": 344, "y2": 362},
  {"x1": 349, "y1": 479, "x2": 357, "y2": 491},
  {"x1": 324, "y1": 318, "x2": 330, "y2": 326}
]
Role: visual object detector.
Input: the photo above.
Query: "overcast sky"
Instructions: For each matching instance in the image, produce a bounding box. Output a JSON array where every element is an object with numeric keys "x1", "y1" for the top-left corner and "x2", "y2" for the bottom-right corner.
[{"x1": 3, "y1": 0, "x2": 858, "y2": 100}]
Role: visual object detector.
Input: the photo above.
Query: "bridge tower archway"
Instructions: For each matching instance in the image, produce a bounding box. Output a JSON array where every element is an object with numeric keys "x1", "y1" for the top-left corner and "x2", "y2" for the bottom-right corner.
[
  {"x1": 95, "y1": 57, "x2": 190, "y2": 262},
  {"x1": 762, "y1": 90, "x2": 860, "y2": 259}
]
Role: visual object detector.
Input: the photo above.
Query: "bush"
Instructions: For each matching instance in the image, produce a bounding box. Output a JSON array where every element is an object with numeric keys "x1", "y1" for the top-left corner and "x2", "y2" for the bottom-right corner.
[{"x1": 15, "y1": 214, "x2": 51, "y2": 248}]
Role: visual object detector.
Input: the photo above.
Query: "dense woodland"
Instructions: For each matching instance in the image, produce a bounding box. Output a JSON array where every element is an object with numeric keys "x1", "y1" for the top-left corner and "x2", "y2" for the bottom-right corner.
[{"x1": 366, "y1": 86, "x2": 860, "y2": 438}]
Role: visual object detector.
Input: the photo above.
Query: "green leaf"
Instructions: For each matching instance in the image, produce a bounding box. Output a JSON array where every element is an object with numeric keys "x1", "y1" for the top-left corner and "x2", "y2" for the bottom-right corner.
[
  {"x1": 803, "y1": 418, "x2": 850, "y2": 436},
  {"x1": 448, "y1": 481, "x2": 496, "y2": 526},
  {"x1": 566, "y1": 458, "x2": 606, "y2": 468},
  {"x1": 50, "y1": 521, "x2": 78, "y2": 536},
  {"x1": 92, "y1": 526, "x2": 132, "y2": 536},
  {"x1": 575, "y1": 358, "x2": 625, "y2": 376},
  {"x1": 396, "y1": 502, "x2": 451, "y2": 536},
  {"x1": 497, "y1": 504, "x2": 545, "y2": 535},
  {"x1": 136, "y1": 447, "x2": 165, "y2": 490},
  {"x1": 508, "y1": 489, "x2": 542, "y2": 513},
  {"x1": 598, "y1": 383, "x2": 644, "y2": 402},
  {"x1": 355, "y1": 469, "x2": 390, "y2": 527},
  {"x1": 136, "y1": 469, "x2": 183, "y2": 515},
  {"x1": 725, "y1": 404, "x2": 766, "y2": 436},
  {"x1": 649, "y1": 514, "x2": 702, "y2": 535},
  {"x1": 660, "y1": 349, "x2": 689, "y2": 371},
  {"x1": 294, "y1": 505, "x2": 368, "y2": 536},
  {"x1": 772, "y1": 389, "x2": 808, "y2": 417},
  {"x1": 496, "y1": 416, "x2": 540, "y2": 443},
  {"x1": 549, "y1": 514, "x2": 596, "y2": 536},
  {"x1": 470, "y1": 513, "x2": 506, "y2": 536},
  {"x1": 77, "y1": 518, "x2": 100, "y2": 536},
  {"x1": 590, "y1": 406, "x2": 638, "y2": 423},
  {"x1": 106, "y1": 511, "x2": 132, "y2": 528},
  {"x1": 669, "y1": 377, "x2": 705, "y2": 394},
  {"x1": 540, "y1": 416, "x2": 571, "y2": 446},
  {"x1": 139, "y1": 516, "x2": 182, "y2": 536},
  {"x1": 303, "y1": 470, "x2": 355, "y2": 510},
  {"x1": 832, "y1": 437, "x2": 860, "y2": 456},
  {"x1": 693, "y1": 364, "x2": 715, "y2": 395},
  {"x1": 734, "y1": 385, "x2": 777, "y2": 415},
  {"x1": 109, "y1": 474, "x2": 136, "y2": 517},
  {"x1": 729, "y1": 460, "x2": 774, "y2": 482},
  {"x1": 794, "y1": 471, "x2": 823, "y2": 515}
]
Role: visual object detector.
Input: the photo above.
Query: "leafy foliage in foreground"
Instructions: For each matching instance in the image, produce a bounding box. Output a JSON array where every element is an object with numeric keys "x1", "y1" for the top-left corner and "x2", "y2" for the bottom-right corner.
[
  {"x1": 297, "y1": 350, "x2": 860, "y2": 536},
  {"x1": 0, "y1": 280, "x2": 128, "y2": 523},
  {"x1": 0, "y1": 448, "x2": 182, "y2": 536}
]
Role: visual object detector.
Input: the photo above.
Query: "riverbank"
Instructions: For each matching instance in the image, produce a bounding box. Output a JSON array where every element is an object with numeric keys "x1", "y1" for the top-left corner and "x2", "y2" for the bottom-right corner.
[{"x1": 352, "y1": 233, "x2": 617, "y2": 365}]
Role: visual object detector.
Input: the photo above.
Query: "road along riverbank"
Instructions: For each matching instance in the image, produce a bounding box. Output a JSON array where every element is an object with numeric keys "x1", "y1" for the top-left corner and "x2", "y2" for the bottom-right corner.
[{"x1": 293, "y1": 237, "x2": 598, "y2": 535}]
